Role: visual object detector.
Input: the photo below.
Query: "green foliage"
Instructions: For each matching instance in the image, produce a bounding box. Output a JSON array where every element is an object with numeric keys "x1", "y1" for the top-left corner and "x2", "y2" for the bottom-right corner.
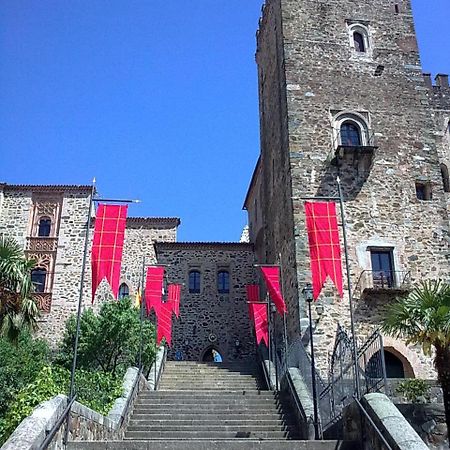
[
  {"x1": 56, "y1": 297, "x2": 156, "y2": 376},
  {"x1": 0, "y1": 331, "x2": 50, "y2": 418},
  {"x1": 0, "y1": 235, "x2": 39, "y2": 342},
  {"x1": 382, "y1": 280, "x2": 450, "y2": 355},
  {"x1": 0, "y1": 365, "x2": 122, "y2": 446},
  {"x1": 396, "y1": 378, "x2": 430, "y2": 403}
]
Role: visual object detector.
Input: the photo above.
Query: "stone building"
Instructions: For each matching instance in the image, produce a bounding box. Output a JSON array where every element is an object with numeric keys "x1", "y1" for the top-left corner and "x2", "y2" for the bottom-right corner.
[
  {"x1": 244, "y1": 0, "x2": 450, "y2": 378},
  {"x1": 0, "y1": 183, "x2": 179, "y2": 343},
  {"x1": 154, "y1": 242, "x2": 256, "y2": 362}
]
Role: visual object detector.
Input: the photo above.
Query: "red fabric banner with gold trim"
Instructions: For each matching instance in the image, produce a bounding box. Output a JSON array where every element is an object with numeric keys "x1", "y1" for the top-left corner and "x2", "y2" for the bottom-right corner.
[
  {"x1": 145, "y1": 266, "x2": 164, "y2": 315},
  {"x1": 167, "y1": 284, "x2": 181, "y2": 318},
  {"x1": 304, "y1": 201, "x2": 344, "y2": 300},
  {"x1": 246, "y1": 285, "x2": 269, "y2": 347},
  {"x1": 91, "y1": 204, "x2": 128, "y2": 301},
  {"x1": 260, "y1": 266, "x2": 287, "y2": 315}
]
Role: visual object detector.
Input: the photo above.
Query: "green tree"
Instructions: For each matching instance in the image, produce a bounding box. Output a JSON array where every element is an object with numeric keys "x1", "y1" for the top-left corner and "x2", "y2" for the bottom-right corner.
[
  {"x1": 56, "y1": 297, "x2": 156, "y2": 376},
  {"x1": 382, "y1": 280, "x2": 450, "y2": 433},
  {"x1": 0, "y1": 235, "x2": 39, "y2": 342}
]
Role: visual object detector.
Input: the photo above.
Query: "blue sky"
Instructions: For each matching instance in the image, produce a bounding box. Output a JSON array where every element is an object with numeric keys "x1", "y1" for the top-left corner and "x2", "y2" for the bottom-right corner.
[{"x1": 0, "y1": 1, "x2": 448, "y2": 242}]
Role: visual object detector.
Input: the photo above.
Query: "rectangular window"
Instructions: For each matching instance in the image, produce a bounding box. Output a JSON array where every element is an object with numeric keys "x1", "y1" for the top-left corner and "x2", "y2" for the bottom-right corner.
[
  {"x1": 415, "y1": 182, "x2": 432, "y2": 201},
  {"x1": 370, "y1": 250, "x2": 394, "y2": 288}
]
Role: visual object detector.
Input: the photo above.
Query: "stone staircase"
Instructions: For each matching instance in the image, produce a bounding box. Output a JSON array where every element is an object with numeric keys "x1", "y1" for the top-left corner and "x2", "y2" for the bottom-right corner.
[{"x1": 68, "y1": 361, "x2": 355, "y2": 449}]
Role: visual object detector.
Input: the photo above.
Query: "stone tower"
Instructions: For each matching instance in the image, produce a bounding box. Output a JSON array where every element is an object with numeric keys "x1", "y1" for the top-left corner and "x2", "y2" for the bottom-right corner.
[{"x1": 245, "y1": 0, "x2": 450, "y2": 377}]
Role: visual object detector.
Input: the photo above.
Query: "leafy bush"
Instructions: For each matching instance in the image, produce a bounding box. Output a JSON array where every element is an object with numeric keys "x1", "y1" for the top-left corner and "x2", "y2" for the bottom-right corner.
[
  {"x1": 396, "y1": 378, "x2": 430, "y2": 403},
  {"x1": 56, "y1": 297, "x2": 156, "y2": 376},
  {"x1": 0, "y1": 365, "x2": 122, "y2": 445},
  {"x1": 0, "y1": 331, "x2": 50, "y2": 418}
]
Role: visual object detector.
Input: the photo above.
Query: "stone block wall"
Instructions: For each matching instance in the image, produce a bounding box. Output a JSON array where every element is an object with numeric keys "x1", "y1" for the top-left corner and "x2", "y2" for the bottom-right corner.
[{"x1": 154, "y1": 242, "x2": 257, "y2": 363}]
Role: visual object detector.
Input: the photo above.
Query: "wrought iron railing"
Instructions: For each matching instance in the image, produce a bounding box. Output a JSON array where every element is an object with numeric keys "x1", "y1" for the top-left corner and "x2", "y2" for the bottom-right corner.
[
  {"x1": 354, "y1": 270, "x2": 411, "y2": 299},
  {"x1": 333, "y1": 129, "x2": 378, "y2": 152}
]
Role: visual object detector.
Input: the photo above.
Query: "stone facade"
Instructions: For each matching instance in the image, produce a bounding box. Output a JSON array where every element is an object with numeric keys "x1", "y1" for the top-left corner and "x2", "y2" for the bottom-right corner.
[
  {"x1": 245, "y1": 0, "x2": 450, "y2": 378},
  {"x1": 0, "y1": 184, "x2": 179, "y2": 344},
  {"x1": 154, "y1": 242, "x2": 257, "y2": 363}
]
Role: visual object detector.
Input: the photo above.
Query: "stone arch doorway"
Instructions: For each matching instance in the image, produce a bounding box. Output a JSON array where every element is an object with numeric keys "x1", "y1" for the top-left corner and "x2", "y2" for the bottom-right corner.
[
  {"x1": 201, "y1": 346, "x2": 223, "y2": 363},
  {"x1": 366, "y1": 347, "x2": 415, "y2": 379}
]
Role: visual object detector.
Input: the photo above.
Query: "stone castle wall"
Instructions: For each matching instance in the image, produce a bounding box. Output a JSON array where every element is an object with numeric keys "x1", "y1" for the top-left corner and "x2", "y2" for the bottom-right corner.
[
  {"x1": 251, "y1": 0, "x2": 450, "y2": 377},
  {"x1": 155, "y1": 243, "x2": 257, "y2": 363}
]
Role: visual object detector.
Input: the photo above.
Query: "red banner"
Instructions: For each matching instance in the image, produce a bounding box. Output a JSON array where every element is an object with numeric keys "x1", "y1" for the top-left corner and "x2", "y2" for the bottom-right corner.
[
  {"x1": 167, "y1": 284, "x2": 181, "y2": 318},
  {"x1": 305, "y1": 202, "x2": 344, "y2": 300},
  {"x1": 249, "y1": 303, "x2": 269, "y2": 347},
  {"x1": 245, "y1": 285, "x2": 268, "y2": 347},
  {"x1": 91, "y1": 204, "x2": 128, "y2": 301},
  {"x1": 145, "y1": 266, "x2": 164, "y2": 315},
  {"x1": 156, "y1": 302, "x2": 173, "y2": 347},
  {"x1": 260, "y1": 266, "x2": 287, "y2": 315}
]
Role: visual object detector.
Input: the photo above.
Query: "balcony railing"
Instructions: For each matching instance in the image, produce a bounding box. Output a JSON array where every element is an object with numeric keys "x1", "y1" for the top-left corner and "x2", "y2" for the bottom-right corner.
[
  {"x1": 354, "y1": 270, "x2": 411, "y2": 299},
  {"x1": 330, "y1": 129, "x2": 378, "y2": 166},
  {"x1": 26, "y1": 237, "x2": 58, "y2": 252}
]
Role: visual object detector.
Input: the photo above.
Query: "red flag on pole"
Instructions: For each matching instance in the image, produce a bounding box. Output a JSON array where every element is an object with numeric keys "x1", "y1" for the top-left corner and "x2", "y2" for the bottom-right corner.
[
  {"x1": 91, "y1": 204, "x2": 128, "y2": 301},
  {"x1": 145, "y1": 266, "x2": 164, "y2": 315},
  {"x1": 156, "y1": 302, "x2": 173, "y2": 347},
  {"x1": 260, "y1": 266, "x2": 287, "y2": 315},
  {"x1": 167, "y1": 284, "x2": 181, "y2": 318},
  {"x1": 245, "y1": 285, "x2": 269, "y2": 347},
  {"x1": 304, "y1": 201, "x2": 344, "y2": 300}
]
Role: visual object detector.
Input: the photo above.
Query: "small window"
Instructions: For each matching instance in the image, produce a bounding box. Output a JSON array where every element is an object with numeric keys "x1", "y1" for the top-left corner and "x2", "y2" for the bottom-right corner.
[
  {"x1": 118, "y1": 283, "x2": 129, "y2": 299},
  {"x1": 31, "y1": 268, "x2": 47, "y2": 293},
  {"x1": 38, "y1": 217, "x2": 51, "y2": 237},
  {"x1": 189, "y1": 270, "x2": 201, "y2": 294},
  {"x1": 353, "y1": 32, "x2": 366, "y2": 52},
  {"x1": 394, "y1": 4, "x2": 400, "y2": 14},
  {"x1": 217, "y1": 270, "x2": 230, "y2": 294},
  {"x1": 370, "y1": 250, "x2": 394, "y2": 288},
  {"x1": 441, "y1": 164, "x2": 450, "y2": 193},
  {"x1": 340, "y1": 121, "x2": 362, "y2": 147},
  {"x1": 415, "y1": 182, "x2": 432, "y2": 201}
]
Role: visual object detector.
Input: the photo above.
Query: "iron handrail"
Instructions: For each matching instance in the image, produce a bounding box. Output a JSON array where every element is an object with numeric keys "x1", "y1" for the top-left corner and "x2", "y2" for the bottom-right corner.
[
  {"x1": 38, "y1": 395, "x2": 76, "y2": 450},
  {"x1": 154, "y1": 345, "x2": 167, "y2": 390},
  {"x1": 353, "y1": 395, "x2": 393, "y2": 450},
  {"x1": 257, "y1": 347, "x2": 272, "y2": 391},
  {"x1": 354, "y1": 270, "x2": 411, "y2": 296}
]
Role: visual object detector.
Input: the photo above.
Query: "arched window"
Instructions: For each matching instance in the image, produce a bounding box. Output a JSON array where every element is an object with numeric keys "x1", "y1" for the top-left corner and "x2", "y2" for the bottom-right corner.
[
  {"x1": 189, "y1": 270, "x2": 201, "y2": 294},
  {"x1": 118, "y1": 283, "x2": 130, "y2": 299},
  {"x1": 38, "y1": 217, "x2": 51, "y2": 237},
  {"x1": 441, "y1": 164, "x2": 450, "y2": 193},
  {"x1": 217, "y1": 270, "x2": 230, "y2": 294},
  {"x1": 340, "y1": 121, "x2": 362, "y2": 147},
  {"x1": 31, "y1": 268, "x2": 47, "y2": 293},
  {"x1": 353, "y1": 32, "x2": 366, "y2": 52}
]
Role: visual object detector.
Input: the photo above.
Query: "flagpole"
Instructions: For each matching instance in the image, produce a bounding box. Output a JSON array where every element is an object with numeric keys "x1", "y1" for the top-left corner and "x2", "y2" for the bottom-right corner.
[
  {"x1": 64, "y1": 179, "x2": 96, "y2": 445},
  {"x1": 138, "y1": 256, "x2": 146, "y2": 371},
  {"x1": 336, "y1": 177, "x2": 361, "y2": 398}
]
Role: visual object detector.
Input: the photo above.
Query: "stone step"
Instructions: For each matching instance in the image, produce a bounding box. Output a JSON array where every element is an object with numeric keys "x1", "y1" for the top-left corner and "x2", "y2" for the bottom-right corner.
[
  {"x1": 132, "y1": 406, "x2": 284, "y2": 414},
  {"x1": 68, "y1": 440, "x2": 356, "y2": 450},
  {"x1": 138, "y1": 392, "x2": 273, "y2": 399},
  {"x1": 130, "y1": 413, "x2": 288, "y2": 421},
  {"x1": 135, "y1": 398, "x2": 280, "y2": 405},
  {"x1": 126, "y1": 424, "x2": 297, "y2": 433},
  {"x1": 129, "y1": 419, "x2": 292, "y2": 427},
  {"x1": 123, "y1": 431, "x2": 299, "y2": 440}
]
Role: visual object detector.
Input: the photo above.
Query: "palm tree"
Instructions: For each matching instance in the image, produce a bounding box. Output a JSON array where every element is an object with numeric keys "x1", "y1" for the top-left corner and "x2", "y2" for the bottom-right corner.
[
  {"x1": 382, "y1": 280, "x2": 450, "y2": 433},
  {"x1": 0, "y1": 235, "x2": 39, "y2": 341}
]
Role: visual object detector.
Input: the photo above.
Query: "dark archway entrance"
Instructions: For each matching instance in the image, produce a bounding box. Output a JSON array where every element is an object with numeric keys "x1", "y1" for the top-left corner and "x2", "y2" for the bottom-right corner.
[
  {"x1": 201, "y1": 346, "x2": 223, "y2": 363},
  {"x1": 366, "y1": 349, "x2": 410, "y2": 379}
]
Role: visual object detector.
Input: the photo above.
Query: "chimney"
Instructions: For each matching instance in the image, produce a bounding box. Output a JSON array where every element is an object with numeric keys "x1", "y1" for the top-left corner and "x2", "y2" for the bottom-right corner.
[
  {"x1": 435, "y1": 74, "x2": 449, "y2": 89},
  {"x1": 423, "y1": 73, "x2": 432, "y2": 89}
]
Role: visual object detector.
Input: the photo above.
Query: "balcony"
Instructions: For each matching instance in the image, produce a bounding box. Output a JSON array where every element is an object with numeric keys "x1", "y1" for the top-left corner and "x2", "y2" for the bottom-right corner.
[
  {"x1": 355, "y1": 270, "x2": 411, "y2": 300},
  {"x1": 330, "y1": 130, "x2": 378, "y2": 168},
  {"x1": 26, "y1": 237, "x2": 58, "y2": 253}
]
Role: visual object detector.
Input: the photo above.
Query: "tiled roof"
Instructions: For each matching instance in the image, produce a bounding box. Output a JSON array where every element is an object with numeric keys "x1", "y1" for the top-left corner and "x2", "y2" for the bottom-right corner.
[
  {"x1": 1, "y1": 183, "x2": 93, "y2": 192},
  {"x1": 154, "y1": 242, "x2": 254, "y2": 251}
]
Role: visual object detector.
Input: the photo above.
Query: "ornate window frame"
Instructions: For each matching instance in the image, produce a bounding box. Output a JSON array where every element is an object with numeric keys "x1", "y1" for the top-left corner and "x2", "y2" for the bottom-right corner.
[
  {"x1": 332, "y1": 111, "x2": 371, "y2": 149},
  {"x1": 347, "y1": 22, "x2": 373, "y2": 60}
]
